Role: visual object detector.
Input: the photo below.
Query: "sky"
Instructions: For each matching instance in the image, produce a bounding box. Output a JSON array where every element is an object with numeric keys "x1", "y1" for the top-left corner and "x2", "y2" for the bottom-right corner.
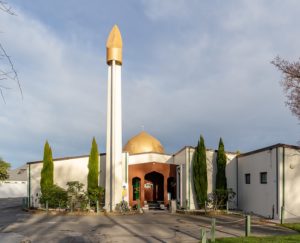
[{"x1": 0, "y1": 0, "x2": 299, "y2": 168}]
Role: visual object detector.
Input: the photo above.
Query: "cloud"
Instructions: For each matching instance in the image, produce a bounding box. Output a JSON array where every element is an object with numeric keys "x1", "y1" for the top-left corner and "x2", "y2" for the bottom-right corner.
[
  {"x1": 1, "y1": 1, "x2": 300, "y2": 168},
  {"x1": 0, "y1": 7, "x2": 107, "y2": 167},
  {"x1": 141, "y1": 0, "x2": 195, "y2": 21},
  {"x1": 124, "y1": 0, "x2": 300, "y2": 152}
]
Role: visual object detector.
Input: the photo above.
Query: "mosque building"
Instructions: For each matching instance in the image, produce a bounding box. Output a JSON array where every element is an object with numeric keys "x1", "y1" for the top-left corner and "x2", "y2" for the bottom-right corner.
[{"x1": 27, "y1": 26, "x2": 300, "y2": 220}]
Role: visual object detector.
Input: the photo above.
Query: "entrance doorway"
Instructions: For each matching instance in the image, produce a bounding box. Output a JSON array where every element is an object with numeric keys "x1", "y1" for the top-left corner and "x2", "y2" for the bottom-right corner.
[
  {"x1": 144, "y1": 171, "x2": 164, "y2": 202},
  {"x1": 132, "y1": 177, "x2": 140, "y2": 201},
  {"x1": 167, "y1": 177, "x2": 176, "y2": 200}
]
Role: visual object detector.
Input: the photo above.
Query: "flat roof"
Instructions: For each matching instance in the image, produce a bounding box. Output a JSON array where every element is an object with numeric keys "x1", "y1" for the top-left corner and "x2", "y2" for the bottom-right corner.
[
  {"x1": 238, "y1": 143, "x2": 300, "y2": 158},
  {"x1": 27, "y1": 153, "x2": 106, "y2": 165},
  {"x1": 27, "y1": 143, "x2": 300, "y2": 164}
]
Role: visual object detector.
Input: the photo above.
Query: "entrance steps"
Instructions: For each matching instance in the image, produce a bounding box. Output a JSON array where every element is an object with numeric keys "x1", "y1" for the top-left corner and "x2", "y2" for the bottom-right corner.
[{"x1": 144, "y1": 201, "x2": 164, "y2": 210}]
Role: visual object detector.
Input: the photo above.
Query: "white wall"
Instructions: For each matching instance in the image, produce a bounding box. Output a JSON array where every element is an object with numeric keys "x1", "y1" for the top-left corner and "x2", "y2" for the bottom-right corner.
[
  {"x1": 174, "y1": 148, "x2": 187, "y2": 208},
  {"x1": 283, "y1": 147, "x2": 300, "y2": 219},
  {"x1": 187, "y1": 147, "x2": 196, "y2": 210},
  {"x1": 226, "y1": 154, "x2": 237, "y2": 209},
  {"x1": 0, "y1": 181, "x2": 27, "y2": 198},
  {"x1": 28, "y1": 154, "x2": 105, "y2": 208},
  {"x1": 174, "y1": 148, "x2": 188, "y2": 165},
  {"x1": 238, "y1": 148, "x2": 278, "y2": 218},
  {"x1": 128, "y1": 153, "x2": 172, "y2": 165}
]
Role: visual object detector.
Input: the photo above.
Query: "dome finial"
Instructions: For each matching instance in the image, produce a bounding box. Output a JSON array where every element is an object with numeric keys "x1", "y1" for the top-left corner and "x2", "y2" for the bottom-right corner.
[{"x1": 106, "y1": 25, "x2": 123, "y2": 65}]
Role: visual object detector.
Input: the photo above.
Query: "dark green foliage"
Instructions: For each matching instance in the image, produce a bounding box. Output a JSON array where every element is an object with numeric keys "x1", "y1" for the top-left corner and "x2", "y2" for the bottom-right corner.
[
  {"x1": 66, "y1": 181, "x2": 89, "y2": 210},
  {"x1": 40, "y1": 141, "x2": 54, "y2": 195},
  {"x1": 216, "y1": 138, "x2": 227, "y2": 191},
  {"x1": 0, "y1": 158, "x2": 10, "y2": 181},
  {"x1": 88, "y1": 186, "x2": 105, "y2": 206},
  {"x1": 87, "y1": 137, "x2": 99, "y2": 200},
  {"x1": 39, "y1": 184, "x2": 68, "y2": 208},
  {"x1": 192, "y1": 135, "x2": 208, "y2": 207}
]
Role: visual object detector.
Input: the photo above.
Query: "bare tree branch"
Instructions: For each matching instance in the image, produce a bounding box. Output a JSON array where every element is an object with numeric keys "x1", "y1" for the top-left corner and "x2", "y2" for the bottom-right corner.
[
  {"x1": 0, "y1": 1, "x2": 22, "y2": 102},
  {"x1": 0, "y1": 43, "x2": 23, "y2": 99},
  {"x1": 271, "y1": 56, "x2": 300, "y2": 121},
  {"x1": 0, "y1": 1, "x2": 16, "y2": 15}
]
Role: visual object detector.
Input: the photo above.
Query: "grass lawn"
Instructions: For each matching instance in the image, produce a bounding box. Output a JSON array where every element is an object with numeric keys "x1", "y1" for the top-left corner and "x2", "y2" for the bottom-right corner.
[
  {"x1": 282, "y1": 223, "x2": 300, "y2": 233},
  {"x1": 211, "y1": 223, "x2": 300, "y2": 242},
  {"x1": 212, "y1": 234, "x2": 300, "y2": 242}
]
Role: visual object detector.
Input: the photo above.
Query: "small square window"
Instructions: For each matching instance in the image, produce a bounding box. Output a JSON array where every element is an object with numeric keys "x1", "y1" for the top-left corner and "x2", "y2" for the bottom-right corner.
[
  {"x1": 260, "y1": 172, "x2": 267, "y2": 184},
  {"x1": 245, "y1": 173, "x2": 250, "y2": 184}
]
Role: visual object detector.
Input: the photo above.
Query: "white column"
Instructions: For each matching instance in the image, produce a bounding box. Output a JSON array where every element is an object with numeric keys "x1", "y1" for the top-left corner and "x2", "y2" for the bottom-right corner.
[{"x1": 105, "y1": 60, "x2": 123, "y2": 211}]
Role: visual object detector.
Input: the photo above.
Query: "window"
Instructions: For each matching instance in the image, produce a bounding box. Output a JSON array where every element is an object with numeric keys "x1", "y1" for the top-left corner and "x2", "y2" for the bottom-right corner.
[
  {"x1": 260, "y1": 172, "x2": 267, "y2": 184},
  {"x1": 245, "y1": 173, "x2": 251, "y2": 184}
]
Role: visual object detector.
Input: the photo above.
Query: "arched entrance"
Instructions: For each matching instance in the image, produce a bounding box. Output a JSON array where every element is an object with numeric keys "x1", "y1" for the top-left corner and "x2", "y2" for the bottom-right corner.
[
  {"x1": 128, "y1": 162, "x2": 177, "y2": 207},
  {"x1": 144, "y1": 171, "x2": 164, "y2": 202}
]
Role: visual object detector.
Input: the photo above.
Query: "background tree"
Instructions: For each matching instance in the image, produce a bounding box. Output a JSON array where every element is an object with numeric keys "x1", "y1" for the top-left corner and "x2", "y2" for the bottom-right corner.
[
  {"x1": 271, "y1": 56, "x2": 300, "y2": 121},
  {"x1": 0, "y1": 1, "x2": 22, "y2": 102},
  {"x1": 216, "y1": 138, "x2": 227, "y2": 191},
  {"x1": 0, "y1": 157, "x2": 10, "y2": 181},
  {"x1": 40, "y1": 141, "x2": 54, "y2": 196},
  {"x1": 87, "y1": 137, "x2": 99, "y2": 201},
  {"x1": 192, "y1": 135, "x2": 207, "y2": 207},
  {"x1": 214, "y1": 138, "x2": 228, "y2": 208}
]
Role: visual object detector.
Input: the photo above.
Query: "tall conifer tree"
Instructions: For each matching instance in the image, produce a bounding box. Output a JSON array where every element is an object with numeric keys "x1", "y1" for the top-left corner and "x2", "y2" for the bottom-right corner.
[
  {"x1": 40, "y1": 141, "x2": 54, "y2": 195},
  {"x1": 88, "y1": 137, "x2": 99, "y2": 194},
  {"x1": 192, "y1": 135, "x2": 207, "y2": 207},
  {"x1": 216, "y1": 138, "x2": 227, "y2": 190}
]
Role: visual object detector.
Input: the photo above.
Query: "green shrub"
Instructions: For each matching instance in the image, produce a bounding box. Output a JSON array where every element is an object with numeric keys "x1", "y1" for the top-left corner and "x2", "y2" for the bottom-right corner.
[
  {"x1": 66, "y1": 181, "x2": 89, "y2": 210},
  {"x1": 115, "y1": 200, "x2": 130, "y2": 213},
  {"x1": 88, "y1": 186, "x2": 105, "y2": 206},
  {"x1": 39, "y1": 184, "x2": 68, "y2": 208},
  {"x1": 0, "y1": 158, "x2": 10, "y2": 181}
]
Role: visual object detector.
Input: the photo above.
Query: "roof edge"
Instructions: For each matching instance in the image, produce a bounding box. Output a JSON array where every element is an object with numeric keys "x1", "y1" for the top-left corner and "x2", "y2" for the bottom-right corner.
[
  {"x1": 238, "y1": 143, "x2": 300, "y2": 158},
  {"x1": 27, "y1": 153, "x2": 106, "y2": 165}
]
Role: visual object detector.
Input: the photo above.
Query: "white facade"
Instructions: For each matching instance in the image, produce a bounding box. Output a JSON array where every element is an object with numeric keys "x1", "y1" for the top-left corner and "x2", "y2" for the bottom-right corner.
[
  {"x1": 128, "y1": 153, "x2": 172, "y2": 165},
  {"x1": 238, "y1": 144, "x2": 300, "y2": 219},
  {"x1": 0, "y1": 165, "x2": 27, "y2": 198},
  {"x1": 27, "y1": 155, "x2": 106, "y2": 208},
  {"x1": 284, "y1": 147, "x2": 300, "y2": 219},
  {"x1": 26, "y1": 143, "x2": 300, "y2": 220},
  {"x1": 0, "y1": 181, "x2": 27, "y2": 198},
  {"x1": 175, "y1": 147, "x2": 238, "y2": 210}
]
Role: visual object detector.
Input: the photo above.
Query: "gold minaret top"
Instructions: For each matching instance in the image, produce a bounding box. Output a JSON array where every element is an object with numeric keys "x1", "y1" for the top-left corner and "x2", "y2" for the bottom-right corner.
[{"x1": 106, "y1": 25, "x2": 123, "y2": 65}]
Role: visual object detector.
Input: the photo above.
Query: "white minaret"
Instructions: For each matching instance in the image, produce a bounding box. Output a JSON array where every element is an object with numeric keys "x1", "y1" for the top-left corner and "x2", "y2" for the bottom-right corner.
[{"x1": 105, "y1": 25, "x2": 123, "y2": 212}]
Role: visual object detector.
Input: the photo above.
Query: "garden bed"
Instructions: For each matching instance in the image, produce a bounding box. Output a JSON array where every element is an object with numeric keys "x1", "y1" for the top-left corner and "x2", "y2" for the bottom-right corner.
[{"x1": 23, "y1": 207, "x2": 141, "y2": 216}]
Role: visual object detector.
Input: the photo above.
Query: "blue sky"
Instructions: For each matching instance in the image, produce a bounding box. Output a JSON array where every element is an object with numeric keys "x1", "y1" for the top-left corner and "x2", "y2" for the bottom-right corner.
[{"x1": 1, "y1": 0, "x2": 299, "y2": 168}]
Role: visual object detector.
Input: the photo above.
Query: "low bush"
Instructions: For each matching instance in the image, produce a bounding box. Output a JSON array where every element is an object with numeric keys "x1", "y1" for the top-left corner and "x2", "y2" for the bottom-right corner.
[{"x1": 40, "y1": 184, "x2": 68, "y2": 208}]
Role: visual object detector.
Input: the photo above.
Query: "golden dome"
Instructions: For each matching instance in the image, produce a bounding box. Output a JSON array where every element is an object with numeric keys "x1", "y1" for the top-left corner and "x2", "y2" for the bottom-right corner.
[{"x1": 123, "y1": 131, "x2": 165, "y2": 155}]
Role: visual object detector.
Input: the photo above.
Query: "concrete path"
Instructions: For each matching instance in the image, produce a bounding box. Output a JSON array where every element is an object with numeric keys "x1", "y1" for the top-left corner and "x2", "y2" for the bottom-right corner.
[{"x1": 0, "y1": 201, "x2": 298, "y2": 242}]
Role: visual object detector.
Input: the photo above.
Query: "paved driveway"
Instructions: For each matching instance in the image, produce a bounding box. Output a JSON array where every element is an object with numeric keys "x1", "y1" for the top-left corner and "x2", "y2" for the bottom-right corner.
[{"x1": 0, "y1": 200, "x2": 297, "y2": 242}]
